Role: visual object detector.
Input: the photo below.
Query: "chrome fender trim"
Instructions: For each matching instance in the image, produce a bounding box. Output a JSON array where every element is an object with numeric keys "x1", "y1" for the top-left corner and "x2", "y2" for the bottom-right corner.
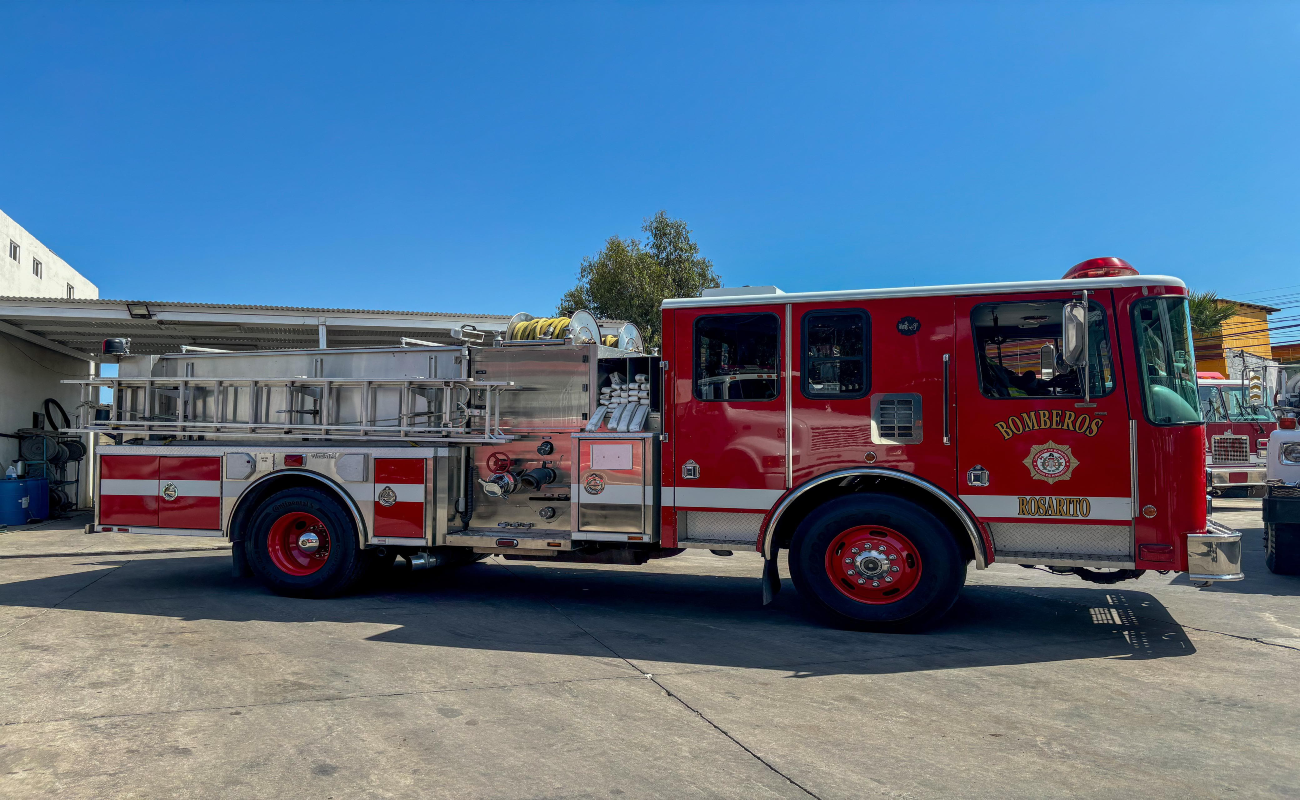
[
  {"x1": 229, "y1": 469, "x2": 369, "y2": 547},
  {"x1": 761, "y1": 467, "x2": 988, "y2": 569}
]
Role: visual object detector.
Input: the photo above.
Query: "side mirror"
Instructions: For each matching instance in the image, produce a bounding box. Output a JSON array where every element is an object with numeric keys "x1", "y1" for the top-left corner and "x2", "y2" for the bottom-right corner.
[
  {"x1": 1039, "y1": 343, "x2": 1056, "y2": 379},
  {"x1": 1061, "y1": 301, "x2": 1087, "y2": 366}
]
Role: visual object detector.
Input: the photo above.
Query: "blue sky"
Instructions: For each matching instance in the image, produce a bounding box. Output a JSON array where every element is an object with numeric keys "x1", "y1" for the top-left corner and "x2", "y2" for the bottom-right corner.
[{"x1": 2, "y1": 2, "x2": 1298, "y2": 316}]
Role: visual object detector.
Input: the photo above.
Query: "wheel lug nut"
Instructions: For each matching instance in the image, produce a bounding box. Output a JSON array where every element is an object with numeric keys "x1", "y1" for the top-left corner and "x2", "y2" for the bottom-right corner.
[
  {"x1": 847, "y1": 570, "x2": 856, "y2": 576},
  {"x1": 885, "y1": 576, "x2": 893, "y2": 583},
  {"x1": 888, "y1": 554, "x2": 897, "y2": 560},
  {"x1": 844, "y1": 557, "x2": 852, "y2": 564},
  {"x1": 857, "y1": 578, "x2": 866, "y2": 585},
  {"x1": 891, "y1": 566, "x2": 899, "y2": 572},
  {"x1": 851, "y1": 547, "x2": 859, "y2": 554},
  {"x1": 872, "y1": 581, "x2": 880, "y2": 587}
]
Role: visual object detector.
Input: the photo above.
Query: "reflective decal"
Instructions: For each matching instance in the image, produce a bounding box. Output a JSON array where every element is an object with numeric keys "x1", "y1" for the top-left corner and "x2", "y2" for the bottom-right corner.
[
  {"x1": 959, "y1": 494, "x2": 1133, "y2": 521},
  {"x1": 1023, "y1": 441, "x2": 1078, "y2": 484}
]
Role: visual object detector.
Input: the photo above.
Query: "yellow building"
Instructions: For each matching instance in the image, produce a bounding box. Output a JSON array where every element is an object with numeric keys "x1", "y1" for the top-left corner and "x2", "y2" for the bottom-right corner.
[{"x1": 1195, "y1": 300, "x2": 1279, "y2": 377}]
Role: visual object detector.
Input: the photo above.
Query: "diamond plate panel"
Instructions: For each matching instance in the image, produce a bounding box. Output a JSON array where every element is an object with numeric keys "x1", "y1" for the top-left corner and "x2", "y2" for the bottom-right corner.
[
  {"x1": 988, "y1": 522, "x2": 1132, "y2": 558},
  {"x1": 680, "y1": 511, "x2": 763, "y2": 543}
]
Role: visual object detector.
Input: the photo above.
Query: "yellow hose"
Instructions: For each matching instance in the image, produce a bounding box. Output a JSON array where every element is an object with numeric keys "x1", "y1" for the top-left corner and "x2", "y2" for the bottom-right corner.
[{"x1": 508, "y1": 316, "x2": 599, "y2": 342}]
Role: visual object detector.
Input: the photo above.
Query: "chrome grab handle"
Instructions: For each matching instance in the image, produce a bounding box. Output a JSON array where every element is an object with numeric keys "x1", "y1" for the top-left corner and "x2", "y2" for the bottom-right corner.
[{"x1": 942, "y1": 354, "x2": 951, "y2": 445}]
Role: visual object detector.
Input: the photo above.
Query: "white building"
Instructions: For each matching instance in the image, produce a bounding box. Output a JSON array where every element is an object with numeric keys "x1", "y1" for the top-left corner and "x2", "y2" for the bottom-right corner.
[{"x1": 0, "y1": 208, "x2": 99, "y2": 300}]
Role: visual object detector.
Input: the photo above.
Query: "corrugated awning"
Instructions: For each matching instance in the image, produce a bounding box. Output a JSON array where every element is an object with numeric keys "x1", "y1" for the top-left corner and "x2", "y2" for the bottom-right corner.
[{"x1": 0, "y1": 296, "x2": 513, "y2": 360}]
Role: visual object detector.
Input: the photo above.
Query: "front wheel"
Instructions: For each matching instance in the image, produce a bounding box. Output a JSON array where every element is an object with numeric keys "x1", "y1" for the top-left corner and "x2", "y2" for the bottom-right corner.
[
  {"x1": 788, "y1": 495, "x2": 966, "y2": 631},
  {"x1": 246, "y1": 487, "x2": 365, "y2": 597}
]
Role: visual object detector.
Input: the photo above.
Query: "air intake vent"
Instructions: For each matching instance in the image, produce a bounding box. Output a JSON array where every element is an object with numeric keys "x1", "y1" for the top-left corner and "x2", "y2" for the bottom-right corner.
[{"x1": 871, "y1": 393, "x2": 923, "y2": 444}]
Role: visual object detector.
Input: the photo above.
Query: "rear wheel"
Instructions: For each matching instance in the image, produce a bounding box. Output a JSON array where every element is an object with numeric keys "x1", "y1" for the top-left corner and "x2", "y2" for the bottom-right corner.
[
  {"x1": 789, "y1": 495, "x2": 966, "y2": 631},
  {"x1": 1265, "y1": 523, "x2": 1300, "y2": 575},
  {"x1": 246, "y1": 487, "x2": 364, "y2": 597}
]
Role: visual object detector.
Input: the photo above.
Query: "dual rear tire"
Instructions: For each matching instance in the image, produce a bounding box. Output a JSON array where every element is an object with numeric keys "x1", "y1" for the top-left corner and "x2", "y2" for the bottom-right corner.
[
  {"x1": 245, "y1": 487, "x2": 367, "y2": 598},
  {"x1": 788, "y1": 495, "x2": 967, "y2": 631}
]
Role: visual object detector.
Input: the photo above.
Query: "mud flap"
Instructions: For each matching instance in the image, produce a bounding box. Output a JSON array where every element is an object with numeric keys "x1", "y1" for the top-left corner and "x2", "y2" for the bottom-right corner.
[
  {"x1": 762, "y1": 554, "x2": 782, "y2": 605},
  {"x1": 231, "y1": 539, "x2": 252, "y2": 578}
]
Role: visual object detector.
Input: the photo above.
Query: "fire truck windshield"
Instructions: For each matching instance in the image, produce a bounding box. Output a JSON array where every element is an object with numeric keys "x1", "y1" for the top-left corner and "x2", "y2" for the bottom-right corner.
[
  {"x1": 971, "y1": 300, "x2": 1114, "y2": 399},
  {"x1": 1199, "y1": 385, "x2": 1275, "y2": 423},
  {"x1": 1133, "y1": 297, "x2": 1202, "y2": 425}
]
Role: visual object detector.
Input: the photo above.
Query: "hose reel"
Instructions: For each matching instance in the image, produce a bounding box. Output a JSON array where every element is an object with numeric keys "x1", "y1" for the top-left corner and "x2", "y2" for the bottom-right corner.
[{"x1": 505, "y1": 309, "x2": 642, "y2": 352}]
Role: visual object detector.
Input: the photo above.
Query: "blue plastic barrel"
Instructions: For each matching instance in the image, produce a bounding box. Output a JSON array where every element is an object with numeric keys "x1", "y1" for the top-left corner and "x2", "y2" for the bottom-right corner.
[
  {"x1": 25, "y1": 478, "x2": 49, "y2": 521},
  {"x1": 0, "y1": 480, "x2": 28, "y2": 526}
]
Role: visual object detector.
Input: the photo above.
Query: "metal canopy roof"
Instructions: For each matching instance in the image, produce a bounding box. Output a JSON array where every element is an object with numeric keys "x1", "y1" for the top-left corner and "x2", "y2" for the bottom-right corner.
[{"x1": 0, "y1": 296, "x2": 513, "y2": 361}]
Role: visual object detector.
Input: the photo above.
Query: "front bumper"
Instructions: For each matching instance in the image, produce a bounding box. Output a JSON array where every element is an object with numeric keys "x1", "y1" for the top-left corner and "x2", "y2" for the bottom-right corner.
[
  {"x1": 1187, "y1": 521, "x2": 1244, "y2": 584},
  {"x1": 1207, "y1": 467, "x2": 1267, "y2": 490}
]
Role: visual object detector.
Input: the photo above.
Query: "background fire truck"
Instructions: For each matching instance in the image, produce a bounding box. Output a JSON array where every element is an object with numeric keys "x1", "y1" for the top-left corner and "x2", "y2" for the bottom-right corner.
[
  {"x1": 73, "y1": 257, "x2": 1243, "y2": 631},
  {"x1": 1199, "y1": 373, "x2": 1277, "y2": 496}
]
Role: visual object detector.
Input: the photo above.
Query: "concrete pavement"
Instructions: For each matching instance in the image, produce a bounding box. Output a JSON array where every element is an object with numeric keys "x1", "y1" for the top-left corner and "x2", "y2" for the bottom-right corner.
[{"x1": 0, "y1": 500, "x2": 1295, "y2": 798}]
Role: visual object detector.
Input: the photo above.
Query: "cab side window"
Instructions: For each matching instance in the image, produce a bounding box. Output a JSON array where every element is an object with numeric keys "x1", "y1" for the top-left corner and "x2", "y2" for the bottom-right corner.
[
  {"x1": 971, "y1": 300, "x2": 1115, "y2": 399},
  {"x1": 694, "y1": 313, "x2": 780, "y2": 401},
  {"x1": 801, "y1": 310, "x2": 869, "y2": 399}
]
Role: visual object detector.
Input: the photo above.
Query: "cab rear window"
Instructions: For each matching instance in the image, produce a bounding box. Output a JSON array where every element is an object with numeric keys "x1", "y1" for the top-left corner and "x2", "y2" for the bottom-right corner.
[{"x1": 694, "y1": 313, "x2": 780, "y2": 401}]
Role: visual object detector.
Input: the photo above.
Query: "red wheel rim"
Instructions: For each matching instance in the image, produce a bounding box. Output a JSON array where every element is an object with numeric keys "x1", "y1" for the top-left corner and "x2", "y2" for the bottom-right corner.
[
  {"x1": 825, "y1": 525, "x2": 921, "y2": 604},
  {"x1": 266, "y1": 512, "x2": 331, "y2": 576}
]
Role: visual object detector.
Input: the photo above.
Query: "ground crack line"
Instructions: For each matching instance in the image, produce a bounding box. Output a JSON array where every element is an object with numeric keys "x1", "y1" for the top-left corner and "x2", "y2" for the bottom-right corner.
[{"x1": 491, "y1": 559, "x2": 823, "y2": 799}]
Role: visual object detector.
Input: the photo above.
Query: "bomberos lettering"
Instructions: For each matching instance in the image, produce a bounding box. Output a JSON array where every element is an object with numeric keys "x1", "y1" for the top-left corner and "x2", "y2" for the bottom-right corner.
[{"x1": 996, "y1": 409, "x2": 1102, "y2": 440}]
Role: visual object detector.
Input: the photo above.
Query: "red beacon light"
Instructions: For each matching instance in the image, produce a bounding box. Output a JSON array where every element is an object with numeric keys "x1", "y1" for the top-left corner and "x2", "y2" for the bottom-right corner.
[{"x1": 1062, "y1": 257, "x2": 1139, "y2": 280}]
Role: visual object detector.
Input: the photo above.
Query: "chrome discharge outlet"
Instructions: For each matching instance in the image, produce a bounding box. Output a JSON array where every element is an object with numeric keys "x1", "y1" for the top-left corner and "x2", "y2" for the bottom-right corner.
[{"x1": 407, "y1": 552, "x2": 449, "y2": 571}]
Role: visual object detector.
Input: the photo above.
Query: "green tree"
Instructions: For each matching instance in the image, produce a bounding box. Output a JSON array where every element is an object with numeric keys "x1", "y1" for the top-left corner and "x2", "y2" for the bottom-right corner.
[
  {"x1": 558, "y1": 211, "x2": 720, "y2": 348},
  {"x1": 1188, "y1": 291, "x2": 1238, "y2": 339}
]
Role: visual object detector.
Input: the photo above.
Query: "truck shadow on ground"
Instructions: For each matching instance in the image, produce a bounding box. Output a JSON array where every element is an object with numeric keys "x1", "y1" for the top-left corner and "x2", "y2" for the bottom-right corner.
[{"x1": 0, "y1": 554, "x2": 1196, "y2": 677}]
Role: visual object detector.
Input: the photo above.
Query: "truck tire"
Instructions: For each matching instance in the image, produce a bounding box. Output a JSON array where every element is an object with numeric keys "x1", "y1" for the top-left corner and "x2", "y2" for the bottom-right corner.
[
  {"x1": 1265, "y1": 523, "x2": 1300, "y2": 576},
  {"x1": 246, "y1": 487, "x2": 365, "y2": 597},
  {"x1": 788, "y1": 494, "x2": 966, "y2": 631}
]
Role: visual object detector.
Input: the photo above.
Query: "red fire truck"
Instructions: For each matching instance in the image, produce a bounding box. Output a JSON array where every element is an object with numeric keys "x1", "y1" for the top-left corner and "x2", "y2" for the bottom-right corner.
[
  {"x1": 1198, "y1": 374, "x2": 1278, "y2": 496},
  {"x1": 73, "y1": 257, "x2": 1243, "y2": 631}
]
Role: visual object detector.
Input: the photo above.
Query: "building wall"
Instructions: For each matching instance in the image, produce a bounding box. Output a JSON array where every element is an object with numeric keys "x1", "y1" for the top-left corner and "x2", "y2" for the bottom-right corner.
[
  {"x1": 0, "y1": 208, "x2": 99, "y2": 300},
  {"x1": 0, "y1": 332, "x2": 92, "y2": 503},
  {"x1": 1197, "y1": 304, "x2": 1273, "y2": 379},
  {"x1": 1274, "y1": 343, "x2": 1300, "y2": 366}
]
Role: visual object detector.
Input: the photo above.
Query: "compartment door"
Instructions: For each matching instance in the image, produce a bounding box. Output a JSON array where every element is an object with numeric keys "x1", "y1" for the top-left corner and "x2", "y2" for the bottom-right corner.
[
  {"x1": 158, "y1": 457, "x2": 222, "y2": 530},
  {"x1": 374, "y1": 458, "x2": 426, "y2": 540},
  {"x1": 99, "y1": 455, "x2": 160, "y2": 527},
  {"x1": 576, "y1": 438, "x2": 650, "y2": 536}
]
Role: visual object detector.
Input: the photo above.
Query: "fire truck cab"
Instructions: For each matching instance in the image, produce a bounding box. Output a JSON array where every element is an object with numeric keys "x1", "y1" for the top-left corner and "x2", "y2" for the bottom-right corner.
[{"x1": 75, "y1": 258, "x2": 1244, "y2": 631}]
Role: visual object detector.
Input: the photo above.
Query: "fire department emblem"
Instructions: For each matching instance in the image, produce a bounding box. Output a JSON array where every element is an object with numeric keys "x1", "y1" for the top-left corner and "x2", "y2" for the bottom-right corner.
[
  {"x1": 1023, "y1": 442, "x2": 1079, "y2": 485},
  {"x1": 161, "y1": 482, "x2": 178, "y2": 501},
  {"x1": 377, "y1": 485, "x2": 397, "y2": 507},
  {"x1": 583, "y1": 473, "x2": 605, "y2": 495}
]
